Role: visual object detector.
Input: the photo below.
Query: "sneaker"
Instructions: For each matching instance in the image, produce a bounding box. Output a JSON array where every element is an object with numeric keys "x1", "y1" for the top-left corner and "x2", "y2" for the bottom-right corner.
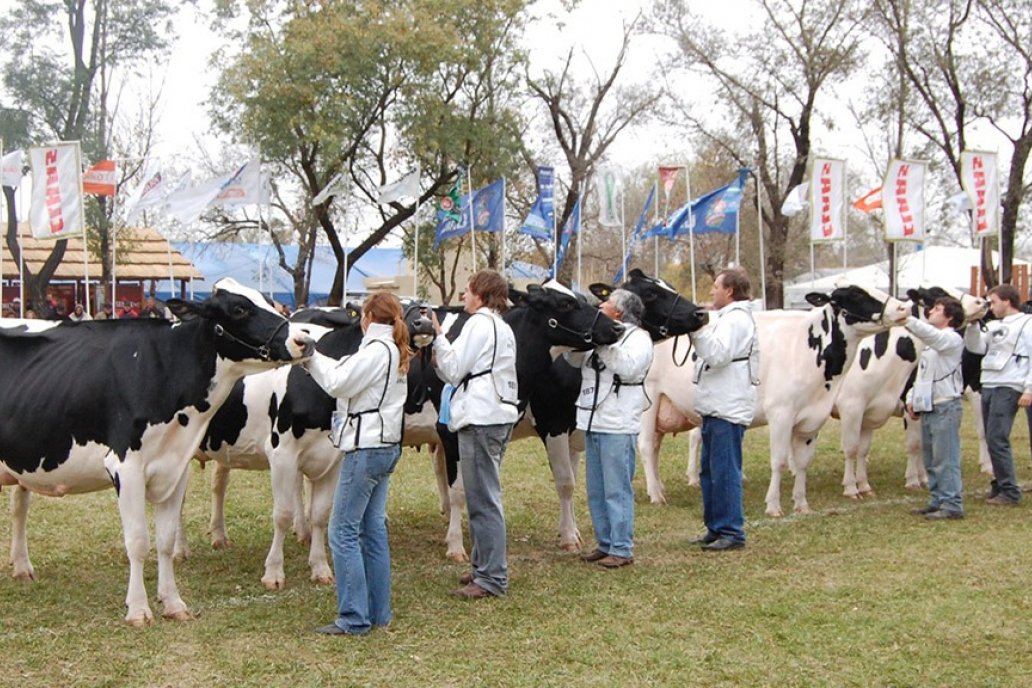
[
  {"x1": 689, "y1": 532, "x2": 720, "y2": 545},
  {"x1": 580, "y1": 548, "x2": 608, "y2": 562},
  {"x1": 924, "y1": 509, "x2": 964, "y2": 520},
  {"x1": 986, "y1": 495, "x2": 1020, "y2": 506},
  {"x1": 910, "y1": 505, "x2": 939, "y2": 516},
  {"x1": 596, "y1": 555, "x2": 634, "y2": 568}
]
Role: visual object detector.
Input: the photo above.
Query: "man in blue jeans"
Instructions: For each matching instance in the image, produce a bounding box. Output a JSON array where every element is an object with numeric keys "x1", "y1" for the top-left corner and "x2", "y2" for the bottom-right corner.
[
  {"x1": 689, "y1": 268, "x2": 759, "y2": 551},
  {"x1": 965, "y1": 284, "x2": 1032, "y2": 505}
]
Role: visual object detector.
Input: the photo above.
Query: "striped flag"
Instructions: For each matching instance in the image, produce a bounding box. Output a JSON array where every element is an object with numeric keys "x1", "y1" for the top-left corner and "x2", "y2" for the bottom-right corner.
[{"x1": 83, "y1": 159, "x2": 117, "y2": 196}]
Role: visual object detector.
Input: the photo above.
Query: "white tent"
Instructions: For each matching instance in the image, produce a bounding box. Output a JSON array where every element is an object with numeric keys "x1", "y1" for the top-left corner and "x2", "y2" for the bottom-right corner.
[{"x1": 783, "y1": 246, "x2": 1028, "y2": 309}]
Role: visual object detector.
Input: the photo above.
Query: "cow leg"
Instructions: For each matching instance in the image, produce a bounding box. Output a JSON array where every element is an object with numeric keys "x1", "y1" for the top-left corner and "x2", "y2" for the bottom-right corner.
[
  {"x1": 790, "y1": 434, "x2": 818, "y2": 514},
  {"x1": 545, "y1": 434, "x2": 582, "y2": 551},
  {"x1": 445, "y1": 467, "x2": 468, "y2": 562},
  {"x1": 9, "y1": 486, "x2": 35, "y2": 581},
  {"x1": 638, "y1": 421, "x2": 668, "y2": 504},
  {"x1": 903, "y1": 415, "x2": 927, "y2": 490},
  {"x1": 209, "y1": 462, "x2": 232, "y2": 549},
  {"x1": 113, "y1": 459, "x2": 154, "y2": 626},
  {"x1": 262, "y1": 458, "x2": 301, "y2": 590},
  {"x1": 173, "y1": 493, "x2": 190, "y2": 562},
  {"x1": 432, "y1": 443, "x2": 450, "y2": 515},
  {"x1": 840, "y1": 417, "x2": 863, "y2": 499},
  {"x1": 685, "y1": 427, "x2": 702, "y2": 487},
  {"x1": 307, "y1": 470, "x2": 337, "y2": 585},
  {"x1": 764, "y1": 421, "x2": 793, "y2": 517},
  {"x1": 154, "y1": 467, "x2": 193, "y2": 621},
  {"x1": 854, "y1": 428, "x2": 877, "y2": 497},
  {"x1": 966, "y1": 391, "x2": 993, "y2": 475},
  {"x1": 293, "y1": 473, "x2": 312, "y2": 546}
]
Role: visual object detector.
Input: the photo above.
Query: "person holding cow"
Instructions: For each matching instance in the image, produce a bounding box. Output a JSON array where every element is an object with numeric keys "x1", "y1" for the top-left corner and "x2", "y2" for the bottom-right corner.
[
  {"x1": 965, "y1": 284, "x2": 1032, "y2": 506},
  {"x1": 304, "y1": 292, "x2": 411, "y2": 635},
  {"x1": 572, "y1": 289, "x2": 653, "y2": 568},
  {"x1": 905, "y1": 297, "x2": 967, "y2": 520},
  {"x1": 689, "y1": 267, "x2": 759, "y2": 551},
  {"x1": 431, "y1": 269, "x2": 519, "y2": 599}
]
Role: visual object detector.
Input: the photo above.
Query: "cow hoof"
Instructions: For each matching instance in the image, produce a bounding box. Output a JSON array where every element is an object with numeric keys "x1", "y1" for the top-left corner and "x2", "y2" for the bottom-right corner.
[
  {"x1": 173, "y1": 549, "x2": 190, "y2": 563},
  {"x1": 12, "y1": 569, "x2": 36, "y2": 582},
  {"x1": 843, "y1": 493, "x2": 861, "y2": 500},
  {"x1": 686, "y1": 479, "x2": 700, "y2": 488},
  {"x1": 648, "y1": 494, "x2": 668, "y2": 505},
  {"x1": 446, "y1": 551, "x2": 469, "y2": 563},
  {"x1": 559, "y1": 542, "x2": 580, "y2": 553},
  {"x1": 794, "y1": 505, "x2": 813, "y2": 515},
  {"x1": 766, "y1": 507, "x2": 784, "y2": 517},
  {"x1": 125, "y1": 610, "x2": 155, "y2": 627},
  {"x1": 162, "y1": 608, "x2": 194, "y2": 622},
  {"x1": 312, "y1": 574, "x2": 335, "y2": 586},
  {"x1": 211, "y1": 538, "x2": 231, "y2": 550},
  {"x1": 904, "y1": 484, "x2": 923, "y2": 492},
  {"x1": 262, "y1": 577, "x2": 286, "y2": 591},
  {"x1": 860, "y1": 490, "x2": 877, "y2": 499}
]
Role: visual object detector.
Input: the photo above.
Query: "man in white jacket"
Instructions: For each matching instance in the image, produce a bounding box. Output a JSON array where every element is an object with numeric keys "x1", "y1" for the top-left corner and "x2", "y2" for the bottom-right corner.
[
  {"x1": 690, "y1": 268, "x2": 759, "y2": 551},
  {"x1": 432, "y1": 270, "x2": 519, "y2": 598},
  {"x1": 572, "y1": 289, "x2": 653, "y2": 569},
  {"x1": 905, "y1": 297, "x2": 966, "y2": 520},
  {"x1": 965, "y1": 284, "x2": 1032, "y2": 505}
]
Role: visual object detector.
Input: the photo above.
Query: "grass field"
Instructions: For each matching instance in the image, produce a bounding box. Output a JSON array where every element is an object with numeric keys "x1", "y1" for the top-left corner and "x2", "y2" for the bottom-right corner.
[{"x1": 3, "y1": 406, "x2": 1032, "y2": 688}]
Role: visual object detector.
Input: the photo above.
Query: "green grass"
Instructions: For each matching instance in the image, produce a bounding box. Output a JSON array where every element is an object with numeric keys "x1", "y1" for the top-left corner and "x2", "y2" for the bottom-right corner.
[{"x1": 3, "y1": 408, "x2": 1032, "y2": 687}]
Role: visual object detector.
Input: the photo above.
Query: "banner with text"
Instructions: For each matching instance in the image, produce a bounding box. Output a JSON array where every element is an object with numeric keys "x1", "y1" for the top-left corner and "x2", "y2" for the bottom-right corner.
[
  {"x1": 28, "y1": 142, "x2": 84, "y2": 240},
  {"x1": 809, "y1": 158, "x2": 846, "y2": 243},
  {"x1": 960, "y1": 151, "x2": 999, "y2": 238},
  {"x1": 883, "y1": 159, "x2": 926, "y2": 242}
]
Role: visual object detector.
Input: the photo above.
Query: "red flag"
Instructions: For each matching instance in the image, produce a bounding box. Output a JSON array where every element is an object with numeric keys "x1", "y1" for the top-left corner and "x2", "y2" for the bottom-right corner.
[
  {"x1": 852, "y1": 186, "x2": 882, "y2": 213},
  {"x1": 658, "y1": 166, "x2": 682, "y2": 201},
  {"x1": 83, "y1": 159, "x2": 117, "y2": 196}
]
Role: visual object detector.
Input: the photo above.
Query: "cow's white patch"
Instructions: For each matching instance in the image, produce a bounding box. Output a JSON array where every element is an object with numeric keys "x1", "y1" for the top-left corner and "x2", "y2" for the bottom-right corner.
[
  {"x1": 441, "y1": 312, "x2": 460, "y2": 336},
  {"x1": 213, "y1": 277, "x2": 281, "y2": 315},
  {"x1": 0, "y1": 318, "x2": 61, "y2": 333},
  {"x1": 542, "y1": 280, "x2": 576, "y2": 298}
]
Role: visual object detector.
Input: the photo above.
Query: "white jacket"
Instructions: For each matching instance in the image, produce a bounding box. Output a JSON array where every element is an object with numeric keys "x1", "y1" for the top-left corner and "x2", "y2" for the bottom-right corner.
[
  {"x1": 433, "y1": 308, "x2": 519, "y2": 431},
  {"x1": 306, "y1": 322, "x2": 406, "y2": 452},
  {"x1": 573, "y1": 324, "x2": 654, "y2": 434},
  {"x1": 965, "y1": 313, "x2": 1032, "y2": 394},
  {"x1": 691, "y1": 300, "x2": 759, "y2": 426},
  {"x1": 904, "y1": 317, "x2": 963, "y2": 406}
]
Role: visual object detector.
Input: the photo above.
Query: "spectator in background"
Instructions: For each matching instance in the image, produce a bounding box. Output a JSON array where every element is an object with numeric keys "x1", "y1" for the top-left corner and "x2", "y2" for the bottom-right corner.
[
  {"x1": 140, "y1": 296, "x2": 164, "y2": 319},
  {"x1": 1, "y1": 305, "x2": 14, "y2": 318},
  {"x1": 95, "y1": 303, "x2": 114, "y2": 320},
  {"x1": 54, "y1": 302, "x2": 69, "y2": 321},
  {"x1": 24, "y1": 308, "x2": 38, "y2": 319},
  {"x1": 69, "y1": 303, "x2": 92, "y2": 322}
]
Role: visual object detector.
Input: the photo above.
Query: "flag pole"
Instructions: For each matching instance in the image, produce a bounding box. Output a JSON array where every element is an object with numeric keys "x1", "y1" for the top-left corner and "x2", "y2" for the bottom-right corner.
[
  {"x1": 755, "y1": 172, "x2": 767, "y2": 309},
  {"x1": 413, "y1": 196, "x2": 421, "y2": 299},
  {"x1": 108, "y1": 189, "x2": 118, "y2": 310},
  {"x1": 552, "y1": 174, "x2": 559, "y2": 279},
  {"x1": 501, "y1": 176, "x2": 508, "y2": 280},
  {"x1": 620, "y1": 186, "x2": 626, "y2": 284},
  {"x1": 653, "y1": 175, "x2": 660, "y2": 276},
  {"x1": 467, "y1": 166, "x2": 476, "y2": 275},
  {"x1": 18, "y1": 183, "x2": 25, "y2": 316},
  {"x1": 843, "y1": 161, "x2": 849, "y2": 271},
  {"x1": 576, "y1": 205, "x2": 582, "y2": 290},
  {"x1": 76, "y1": 143, "x2": 92, "y2": 316},
  {"x1": 685, "y1": 163, "x2": 696, "y2": 302}
]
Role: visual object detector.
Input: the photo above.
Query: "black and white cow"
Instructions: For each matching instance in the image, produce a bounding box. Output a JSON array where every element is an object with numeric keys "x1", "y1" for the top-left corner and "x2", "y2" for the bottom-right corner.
[
  {"x1": 0, "y1": 279, "x2": 313, "y2": 625},
  {"x1": 834, "y1": 286, "x2": 989, "y2": 498},
  {"x1": 638, "y1": 281, "x2": 910, "y2": 515},
  {"x1": 195, "y1": 303, "x2": 434, "y2": 590}
]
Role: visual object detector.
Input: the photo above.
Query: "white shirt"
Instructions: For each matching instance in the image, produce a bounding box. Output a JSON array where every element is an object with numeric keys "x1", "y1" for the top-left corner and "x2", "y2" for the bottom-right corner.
[
  {"x1": 306, "y1": 322, "x2": 406, "y2": 451},
  {"x1": 965, "y1": 312, "x2": 1032, "y2": 394},
  {"x1": 904, "y1": 317, "x2": 963, "y2": 406},
  {"x1": 433, "y1": 308, "x2": 519, "y2": 431},
  {"x1": 691, "y1": 300, "x2": 759, "y2": 426},
  {"x1": 573, "y1": 324, "x2": 653, "y2": 434}
]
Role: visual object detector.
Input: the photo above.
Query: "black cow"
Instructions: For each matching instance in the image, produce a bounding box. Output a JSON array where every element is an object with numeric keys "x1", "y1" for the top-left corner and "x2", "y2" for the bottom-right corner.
[
  {"x1": 0, "y1": 279, "x2": 313, "y2": 625},
  {"x1": 195, "y1": 302, "x2": 434, "y2": 589}
]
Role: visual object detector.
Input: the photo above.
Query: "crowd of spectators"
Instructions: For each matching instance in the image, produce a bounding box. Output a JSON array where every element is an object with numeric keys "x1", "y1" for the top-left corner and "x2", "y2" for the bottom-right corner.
[{"x1": 1, "y1": 294, "x2": 171, "y2": 321}]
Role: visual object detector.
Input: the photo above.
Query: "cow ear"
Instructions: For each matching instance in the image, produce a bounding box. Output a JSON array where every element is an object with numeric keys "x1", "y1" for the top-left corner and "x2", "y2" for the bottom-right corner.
[
  {"x1": 589, "y1": 283, "x2": 612, "y2": 301},
  {"x1": 165, "y1": 298, "x2": 203, "y2": 321},
  {"x1": 805, "y1": 292, "x2": 831, "y2": 307},
  {"x1": 628, "y1": 268, "x2": 646, "y2": 280},
  {"x1": 906, "y1": 289, "x2": 922, "y2": 304},
  {"x1": 508, "y1": 287, "x2": 529, "y2": 307}
]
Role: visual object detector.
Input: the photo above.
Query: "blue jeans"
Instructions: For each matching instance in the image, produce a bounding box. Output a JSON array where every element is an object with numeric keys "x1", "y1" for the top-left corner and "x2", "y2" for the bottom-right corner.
[
  {"x1": 981, "y1": 386, "x2": 1022, "y2": 502},
  {"x1": 700, "y1": 416, "x2": 746, "y2": 544},
  {"x1": 458, "y1": 424, "x2": 513, "y2": 596},
  {"x1": 584, "y1": 432, "x2": 637, "y2": 559},
  {"x1": 329, "y1": 445, "x2": 401, "y2": 634},
  {"x1": 921, "y1": 398, "x2": 963, "y2": 514}
]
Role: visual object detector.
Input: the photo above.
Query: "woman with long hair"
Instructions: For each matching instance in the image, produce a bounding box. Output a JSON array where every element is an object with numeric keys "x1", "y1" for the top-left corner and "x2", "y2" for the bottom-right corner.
[{"x1": 305, "y1": 292, "x2": 412, "y2": 635}]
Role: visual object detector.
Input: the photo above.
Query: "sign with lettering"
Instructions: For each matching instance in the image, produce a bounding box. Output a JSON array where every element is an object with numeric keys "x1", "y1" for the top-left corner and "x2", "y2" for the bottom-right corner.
[
  {"x1": 809, "y1": 157, "x2": 846, "y2": 243},
  {"x1": 883, "y1": 159, "x2": 926, "y2": 242},
  {"x1": 29, "y1": 142, "x2": 84, "y2": 240},
  {"x1": 960, "y1": 151, "x2": 999, "y2": 237}
]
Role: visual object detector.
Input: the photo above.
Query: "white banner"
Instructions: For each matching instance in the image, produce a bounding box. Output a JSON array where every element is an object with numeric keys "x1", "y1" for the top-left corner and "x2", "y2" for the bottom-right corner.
[
  {"x1": 781, "y1": 182, "x2": 808, "y2": 217},
  {"x1": 882, "y1": 159, "x2": 926, "y2": 242},
  {"x1": 960, "y1": 151, "x2": 999, "y2": 237},
  {"x1": 28, "y1": 142, "x2": 84, "y2": 240},
  {"x1": 1, "y1": 149, "x2": 23, "y2": 189},
  {"x1": 595, "y1": 167, "x2": 622, "y2": 227},
  {"x1": 810, "y1": 158, "x2": 846, "y2": 242},
  {"x1": 124, "y1": 160, "x2": 169, "y2": 223},
  {"x1": 378, "y1": 167, "x2": 421, "y2": 205},
  {"x1": 212, "y1": 157, "x2": 267, "y2": 208},
  {"x1": 163, "y1": 170, "x2": 226, "y2": 225}
]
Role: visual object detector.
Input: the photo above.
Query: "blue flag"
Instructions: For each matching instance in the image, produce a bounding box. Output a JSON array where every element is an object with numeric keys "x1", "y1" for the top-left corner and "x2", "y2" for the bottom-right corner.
[
  {"x1": 613, "y1": 186, "x2": 657, "y2": 283},
  {"x1": 670, "y1": 169, "x2": 751, "y2": 237},
  {"x1": 519, "y1": 166, "x2": 555, "y2": 241},
  {"x1": 434, "y1": 178, "x2": 505, "y2": 248},
  {"x1": 550, "y1": 196, "x2": 581, "y2": 277}
]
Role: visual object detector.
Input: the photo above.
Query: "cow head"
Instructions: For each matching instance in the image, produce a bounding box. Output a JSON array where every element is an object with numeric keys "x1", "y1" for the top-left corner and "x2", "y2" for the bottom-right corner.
[
  {"x1": 167, "y1": 278, "x2": 313, "y2": 363},
  {"x1": 590, "y1": 268, "x2": 708, "y2": 340},
  {"x1": 511, "y1": 280, "x2": 623, "y2": 349},
  {"x1": 805, "y1": 282, "x2": 910, "y2": 334},
  {"x1": 402, "y1": 301, "x2": 436, "y2": 350},
  {"x1": 289, "y1": 305, "x2": 362, "y2": 329},
  {"x1": 906, "y1": 286, "x2": 988, "y2": 325}
]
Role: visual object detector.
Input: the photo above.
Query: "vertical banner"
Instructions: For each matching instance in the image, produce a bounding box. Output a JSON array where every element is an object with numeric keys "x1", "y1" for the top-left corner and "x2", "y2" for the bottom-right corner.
[
  {"x1": 537, "y1": 165, "x2": 555, "y2": 224},
  {"x1": 596, "y1": 166, "x2": 622, "y2": 227},
  {"x1": 29, "y1": 142, "x2": 84, "y2": 240},
  {"x1": 658, "y1": 166, "x2": 681, "y2": 203},
  {"x1": 809, "y1": 157, "x2": 846, "y2": 242},
  {"x1": 960, "y1": 151, "x2": 1000, "y2": 238},
  {"x1": 882, "y1": 159, "x2": 926, "y2": 242}
]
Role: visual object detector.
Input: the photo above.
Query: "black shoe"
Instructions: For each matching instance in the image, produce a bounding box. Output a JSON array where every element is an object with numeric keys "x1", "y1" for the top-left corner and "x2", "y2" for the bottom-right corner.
[
  {"x1": 910, "y1": 505, "x2": 939, "y2": 515},
  {"x1": 924, "y1": 509, "x2": 964, "y2": 521},
  {"x1": 701, "y1": 537, "x2": 745, "y2": 552},
  {"x1": 314, "y1": 623, "x2": 368, "y2": 636},
  {"x1": 689, "y1": 532, "x2": 720, "y2": 546},
  {"x1": 580, "y1": 548, "x2": 608, "y2": 562}
]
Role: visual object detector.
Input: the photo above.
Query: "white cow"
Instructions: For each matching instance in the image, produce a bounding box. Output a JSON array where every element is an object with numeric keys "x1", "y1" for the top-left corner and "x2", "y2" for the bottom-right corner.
[{"x1": 637, "y1": 282, "x2": 910, "y2": 515}]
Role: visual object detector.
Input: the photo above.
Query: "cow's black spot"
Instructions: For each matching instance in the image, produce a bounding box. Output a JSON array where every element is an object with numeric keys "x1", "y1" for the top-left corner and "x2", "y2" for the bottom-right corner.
[
  {"x1": 859, "y1": 348, "x2": 872, "y2": 370},
  {"x1": 177, "y1": 413, "x2": 189, "y2": 426},
  {"x1": 873, "y1": 331, "x2": 890, "y2": 358},
  {"x1": 270, "y1": 432, "x2": 279, "y2": 449},
  {"x1": 895, "y1": 336, "x2": 917, "y2": 363}
]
